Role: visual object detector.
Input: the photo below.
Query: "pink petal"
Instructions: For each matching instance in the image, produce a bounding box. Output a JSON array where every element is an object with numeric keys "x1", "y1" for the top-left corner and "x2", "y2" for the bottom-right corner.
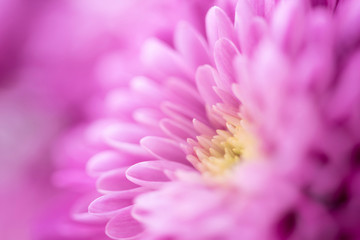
[
  {"x1": 214, "y1": 38, "x2": 240, "y2": 91},
  {"x1": 237, "y1": 0, "x2": 278, "y2": 19},
  {"x1": 214, "y1": 102, "x2": 239, "y2": 117},
  {"x1": 126, "y1": 161, "x2": 192, "y2": 189},
  {"x1": 130, "y1": 76, "x2": 166, "y2": 104},
  {"x1": 105, "y1": 89, "x2": 150, "y2": 117},
  {"x1": 206, "y1": 105, "x2": 227, "y2": 129},
  {"x1": 206, "y1": 6, "x2": 238, "y2": 49},
  {"x1": 96, "y1": 168, "x2": 139, "y2": 194},
  {"x1": 140, "y1": 136, "x2": 188, "y2": 164},
  {"x1": 295, "y1": 11, "x2": 334, "y2": 92},
  {"x1": 235, "y1": 0, "x2": 268, "y2": 55},
  {"x1": 161, "y1": 101, "x2": 206, "y2": 126},
  {"x1": 235, "y1": 0, "x2": 255, "y2": 54},
  {"x1": 87, "y1": 151, "x2": 138, "y2": 177},
  {"x1": 72, "y1": 193, "x2": 106, "y2": 223},
  {"x1": 336, "y1": 0, "x2": 360, "y2": 52},
  {"x1": 104, "y1": 123, "x2": 153, "y2": 144},
  {"x1": 193, "y1": 119, "x2": 216, "y2": 136},
  {"x1": 103, "y1": 124, "x2": 151, "y2": 156},
  {"x1": 213, "y1": 87, "x2": 239, "y2": 106},
  {"x1": 89, "y1": 190, "x2": 145, "y2": 217},
  {"x1": 105, "y1": 141, "x2": 148, "y2": 157},
  {"x1": 133, "y1": 108, "x2": 164, "y2": 127},
  {"x1": 141, "y1": 38, "x2": 193, "y2": 80},
  {"x1": 160, "y1": 118, "x2": 196, "y2": 142},
  {"x1": 106, "y1": 207, "x2": 143, "y2": 240},
  {"x1": 271, "y1": 0, "x2": 305, "y2": 56},
  {"x1": 328, "y1": 51, "x2": 360, "y2": 120},
  {"x1": 166, "y1": 77, "x2": 203, "y2": 109},
  {"x1": 174, "y1": 21, "x2": 211, "y2": 69},
  {"x1": 195, "y1": 65, "x2": 222, "y2": 106},
  {"x1": 232, "y1": 55, "x2": 252, "y2": 105}
]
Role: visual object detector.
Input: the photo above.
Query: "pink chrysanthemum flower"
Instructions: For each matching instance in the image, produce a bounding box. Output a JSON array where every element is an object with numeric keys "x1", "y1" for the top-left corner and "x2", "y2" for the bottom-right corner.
[
  {"x1": 75, "y1": 0, "x2": 360, "y2": 239},
  {"x1": 25, "y1": 0, "x2": 360, "y2": 239}
]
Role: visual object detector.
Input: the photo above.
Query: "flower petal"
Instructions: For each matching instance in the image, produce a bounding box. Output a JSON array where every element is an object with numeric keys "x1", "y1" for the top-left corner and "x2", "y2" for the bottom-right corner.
[
  {"x1": 104, "y1": 123, "x2": 153, "y2": 143},
  {"x1": 161, "y1": 101, "x2": 206, "y2": 126},
  {"x1": 141, "y1": 38, "x2": 193, "y2": 80},
  {"x1": 166, "y1": 77, "x2": 203, "y2": 109},
  {"x1": 96, "y1": 168, "x2": 139, "y2": 194},
  {"x1": 271, "y1": 0, "x2": 305, "y2": 56},
  {"x1": 328, "y1": 51, "x2": 360, "y2": 120},
  {"x1": 130, "y1": 76, "x2": 167, "y2": 104},
  {"x1": 133, "y1": 108, "x2": 164, "y2": 127},
  {"x1": 87, "y1": 151, "x2": 139, "y2": 177},
  {"x1": 213, "y1": 87, "x2": 239, "y2": 106},
  {"x1": 126, "y1": 160, "x2": 192, "y2": 189},
  {"x1": 206, "y1": 6, "x2": 237, "y2": 49},
  {"x1": 89, "y1": 190, "x2": 145, "y2": 217},
  {"x1": 106, "y1": 207, "x2": 143, "y2": 240},
  {"x1": 174, "y1": 21, "x2": 211, "y2": 69},
  {"x1": 140, "y1": 136, "x2": 189, "y2": 164},
  {"x1": 72, "y1": 193, "x2": 106, "y2": 223},
  {"x1": 195, "y1": 65, "x2": 221, "y2": 106},
  {"x1": 214, "y1": 38, "x2": 240, "y2": 91},
  {"x1": 193, "y1": 119, "x2": 216, "y2": 136},
  {"x1": 160, "y1": 118, "x2": 196, "y2": 142},
  {"x1": 336, "y1": 0, "x2": 360, "y2": 52},
  {"x1": 103, "y1": 124, "x2": 152, "y2": 156},
  {"x1": 235, "y1": 0, "x2": 268, "y2": 55}
]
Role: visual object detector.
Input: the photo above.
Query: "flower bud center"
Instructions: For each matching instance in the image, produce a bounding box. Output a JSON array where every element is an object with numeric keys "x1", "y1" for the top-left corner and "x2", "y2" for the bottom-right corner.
[{"x1": 188, "y1": 121, "x2": 257, "y2": 176}]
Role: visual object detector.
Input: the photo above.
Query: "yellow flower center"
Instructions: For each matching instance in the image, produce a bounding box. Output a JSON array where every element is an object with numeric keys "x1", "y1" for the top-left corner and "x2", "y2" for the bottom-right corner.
[{"x1": 188, "y1": 120, "x2": 257, "y2": 176}]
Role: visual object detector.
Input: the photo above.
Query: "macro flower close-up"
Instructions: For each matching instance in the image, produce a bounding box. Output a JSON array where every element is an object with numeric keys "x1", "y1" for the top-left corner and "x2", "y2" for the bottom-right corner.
[{"x1": 1, "y1": 0, "x2": 360, "y2": 239}]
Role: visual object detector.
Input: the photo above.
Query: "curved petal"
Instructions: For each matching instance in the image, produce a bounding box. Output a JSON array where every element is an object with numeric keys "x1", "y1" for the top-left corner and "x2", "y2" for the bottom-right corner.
[
  {"x1": 141, "y1": 38, "x2": 193, "y2": 80},
  {"x1": 328, "y1": 51, "x2": 360, "y2": 120},
  {"x1": 133, "y1": 108, "x2": 164, "y2": 127},
  {"x1": 214, "y1": 38, "x2": 240, "y2": 91},
  {"x1": 126, "y1": 160, "x2": 193, "y2": 189},
  {"x1": 193, "y1": 119, "x2": 216, "y2": 136},
  {"x1": 140, "y1": 136, "x2": 189, "y2": 165},
  {"x1": 160, "y1": 118, "x2": 195, "y2": 142},
  {"x1": 271, "y1": 0, "x2": 306, "y2": 56},
  {"x1": 161, "y1": 101, "x2": 206, "y2": 125},
  {"x1": 87, "y1": 151, "x2": 139, "y2": 177},
  {"x1": 89, "y1": 190, "x2": 145, "y2": 217},
  {"x1": 96, "y1": 168, "x2": 139, "y2": 194},
  {"x1": 206, "y1": 6, "x2": 238, "y2": 49},
  {"x1": 195, "y1": 65, "x2": 222, "y2": 106},
  {"x1": 174, "y1": 21, "x2": 211, "y2": 69},
  {"x1": 166, "y1": 77, "x2": 204, "y2": 109},
  {"x1": 213, "y1": 87, "x2": 239, "y2": 106},
  {"x1": 105, "y1": 207, "x2": 143, "y2": 240},
  {"x1": 103, "y1": 124, "x2": 150, "y2": 157},
  {"x1": 72, "y1": 193, "x2": 106, "y2": 223},
  {"x1": 235, "y1": 0, "x2": 269, "y2": 55}
]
